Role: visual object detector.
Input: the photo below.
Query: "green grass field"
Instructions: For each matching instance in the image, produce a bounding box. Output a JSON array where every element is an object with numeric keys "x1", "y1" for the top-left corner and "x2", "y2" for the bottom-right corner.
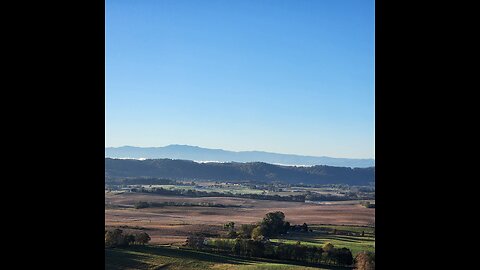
[
  {"x1": 309, "y1": 225, "x2": 375, "y2": 235},
  {"x1": 271, "y1": 230, "x2": 374, "y2": 256},
  {"x1": 105, "y1": 245, "x2": 350, "y2": 270}
]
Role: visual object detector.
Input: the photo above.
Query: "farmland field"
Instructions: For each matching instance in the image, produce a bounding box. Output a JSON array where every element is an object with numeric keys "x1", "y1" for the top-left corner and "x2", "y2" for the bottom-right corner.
[
  {"x1": 106, "y1": 181, "x2": 375, "y2": 269},
  {"x1": 105, "y1": 191, "x2": 374, "y2": 245},
  {"x1": 140, "y1": 183, "x2": 267, "y2": 195}
]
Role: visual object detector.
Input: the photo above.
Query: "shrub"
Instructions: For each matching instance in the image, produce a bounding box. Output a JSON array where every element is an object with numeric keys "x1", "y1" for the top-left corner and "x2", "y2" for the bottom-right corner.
[
  {"x1": 105, "y1": 228, "x2": 151, "y2": 248},
  {"x1": 355, "y1": 251, "x2": 375, "y2": 270},
  {"x1": 186, "y1": 235, "x2": 206, "y2": 250},
  {"x1": 238, "y1": 224, "x2": 256, "y2": 239},
  {"x1": 134, "y1": 232, "x2": 151, "y2": 245},
  {"x1": 332, "y1": 247, "x2": 353, "y2": 266},
  {"x1": 134, "y1": 201, "x2": 150, "y2": 209}
]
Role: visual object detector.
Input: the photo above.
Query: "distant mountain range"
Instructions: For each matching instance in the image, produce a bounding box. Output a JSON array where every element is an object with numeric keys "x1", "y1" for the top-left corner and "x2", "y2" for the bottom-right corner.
[
  {"x1": 105, "y1": 158, "x2": 375, "y2": 186},
  {"x1": 105, "y1": 145, "x2": 375, "y2": 168}
]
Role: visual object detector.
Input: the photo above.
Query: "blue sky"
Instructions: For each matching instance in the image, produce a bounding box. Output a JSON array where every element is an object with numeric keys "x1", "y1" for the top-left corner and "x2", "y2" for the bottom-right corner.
[{"x1": 106, "y1": 0, "x2": 375, "y2": 158}]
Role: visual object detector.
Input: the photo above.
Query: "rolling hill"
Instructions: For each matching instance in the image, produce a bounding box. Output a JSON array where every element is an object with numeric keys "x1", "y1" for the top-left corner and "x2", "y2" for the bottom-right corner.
[{"x1": 105, "y1": 158, "x2": 375, "y2": 186}]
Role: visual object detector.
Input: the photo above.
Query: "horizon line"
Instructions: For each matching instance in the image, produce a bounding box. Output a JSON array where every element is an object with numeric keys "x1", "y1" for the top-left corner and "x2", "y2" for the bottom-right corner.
[{"x1": 105, "y1": 144, "x2": 375, "y2": 160}]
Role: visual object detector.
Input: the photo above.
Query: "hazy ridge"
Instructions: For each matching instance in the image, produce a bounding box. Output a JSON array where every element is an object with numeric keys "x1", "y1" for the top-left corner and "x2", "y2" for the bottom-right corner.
[{"x1": 105, "y1": 145, "x2": 375, "y2": 168}]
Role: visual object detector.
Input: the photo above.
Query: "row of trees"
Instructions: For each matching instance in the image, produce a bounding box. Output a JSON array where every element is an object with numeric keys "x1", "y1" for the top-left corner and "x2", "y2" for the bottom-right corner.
[
  {"x1": 105, "y1": 229, "x2": 151, "y2": 248},
  {"x1": 134, "y1": 201, "x2": 241, "y2": 209},
  {"x1": 187, "y1": 236, "x2": 353, "y2": 266},
  {"x1": 132, "y1": 186, "x2": 373, "y2": 202},
  {"x1": 135, "y1": 187, "x2": 306, "y2": 202},
  {"x1": 105, "y1": 177, "x2": 177, "y2": 186}
]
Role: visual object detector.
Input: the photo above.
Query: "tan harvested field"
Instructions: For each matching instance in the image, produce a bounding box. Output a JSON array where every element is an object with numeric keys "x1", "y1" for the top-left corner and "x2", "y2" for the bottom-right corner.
[{"x1": 105, "y1": 192, "x2": 375, "y2": 245}]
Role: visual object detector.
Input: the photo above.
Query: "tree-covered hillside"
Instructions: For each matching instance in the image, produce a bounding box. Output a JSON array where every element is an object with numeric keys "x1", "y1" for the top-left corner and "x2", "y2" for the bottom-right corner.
[{"x1": 105, "y1": 158, "x2": 375, "y2": 186}]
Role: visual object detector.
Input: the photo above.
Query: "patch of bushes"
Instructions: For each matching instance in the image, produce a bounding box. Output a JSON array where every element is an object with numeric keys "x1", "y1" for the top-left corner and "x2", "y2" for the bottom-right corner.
[
  {"x1": 134, "y1": 201, "x2": 150, "y2": 209},
  {"x1": 355, "y1": 251, "x2": 375, "y2": 270},
  {"x1": 134, "y1": 201, "x2": 241, "y2": 209},
  {"x1": 361, "y1": 201, "x2": 375, "y2": 208},
  {"x1": 137, "y1": 187, "x2": 307, "y2": 202},
  {"x1": 105, "y1": 229, "x2": 151, "y2": 248}
]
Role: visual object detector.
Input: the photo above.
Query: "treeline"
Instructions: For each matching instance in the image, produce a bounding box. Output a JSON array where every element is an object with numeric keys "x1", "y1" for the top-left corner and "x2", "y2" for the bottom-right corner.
[
  {"x1": 132, "y1": 186, "x2": 372, "y2": 202},
  {"x1": 317, "y1": 227, "x2": 372, "y2": 237},
  {"x1": 105, "y1": 176, "x2": 195, "y2": 186},
  {"x1": 105, "y1": 228, "x2": 151, "y2": 248},
  {"x1": 105, "y1": 158, "x2": 375, "y2": 186},
  {"x1": 186, "y1": 211, "x2": 355, "y2": 267},
  {"x1": 133, "y1": 201, "x2": 241, "y2": 209},
  {"x1": 203, "y1": 238, "x2": 354, "y2": 266},
  {"x1": 305, "y1": 192, "x2": 374, "y2": 202},
  {"x1": 134, "y1": 187, "x2": 306, "y2": 202}
]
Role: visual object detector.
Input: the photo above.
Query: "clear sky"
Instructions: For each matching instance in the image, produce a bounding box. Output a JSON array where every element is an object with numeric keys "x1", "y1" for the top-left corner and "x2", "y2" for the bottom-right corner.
[{"x1": 106, "y1": 0, "x2": 375, "y2": 159}]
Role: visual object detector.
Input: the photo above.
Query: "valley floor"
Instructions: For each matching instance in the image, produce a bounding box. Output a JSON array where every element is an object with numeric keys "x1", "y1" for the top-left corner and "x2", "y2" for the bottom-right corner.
[{"x1": 105, "y1": 192, "x2": 375, "y2": 245}]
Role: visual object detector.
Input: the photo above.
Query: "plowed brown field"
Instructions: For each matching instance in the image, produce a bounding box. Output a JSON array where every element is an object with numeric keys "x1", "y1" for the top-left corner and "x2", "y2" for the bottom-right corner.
[{"x1": 105, "y1": 192, "x2": 374, "y2": 245}]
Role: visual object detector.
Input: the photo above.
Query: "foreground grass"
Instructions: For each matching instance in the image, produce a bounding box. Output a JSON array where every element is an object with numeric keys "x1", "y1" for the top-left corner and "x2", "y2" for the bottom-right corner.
[{"x1": 105, "y1": 245, "x2": 349, "y2": 270}]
